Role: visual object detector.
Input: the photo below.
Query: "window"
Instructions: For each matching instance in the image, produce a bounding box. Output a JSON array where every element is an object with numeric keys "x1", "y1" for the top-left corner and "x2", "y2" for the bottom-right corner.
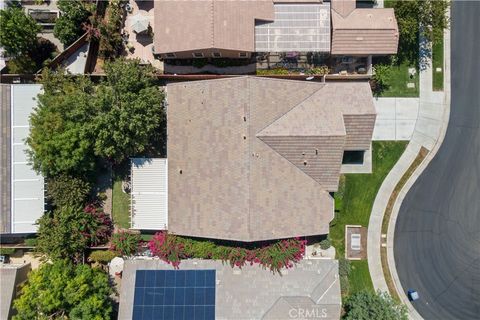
[
  {"x1": 192, "y1": 52, "x2": 204, "y2": 58},
  {"x1": 165, "y1": 53, "x2": 176, "y2": 58},
  {"x1": 212, "y1": 52, "x2": 221, "y2": 58},
  {"x1": 238, "y1": 52, "x2": 248, "y2": 58},
  {"x1": 342, "y1": 151, "x2": 365, "y2": 165}
]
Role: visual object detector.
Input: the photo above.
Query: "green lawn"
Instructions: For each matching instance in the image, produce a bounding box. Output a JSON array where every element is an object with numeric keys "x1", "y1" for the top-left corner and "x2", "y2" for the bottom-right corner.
[
  {"x1": 330, "y1": 141, "x2": 407, "y2": 295},
  {"x1": 349, "y1": 261, "x2": 374, "y2": 294},
  {"x1": 112, "y1": 174, "x2": 130, "y2": 229},
  {"x1": 380, "y1": 62, "x2": 419, "y2": 98},
  {"x1": 432, "y1": 34, "x2": 444, "y2": 91}
]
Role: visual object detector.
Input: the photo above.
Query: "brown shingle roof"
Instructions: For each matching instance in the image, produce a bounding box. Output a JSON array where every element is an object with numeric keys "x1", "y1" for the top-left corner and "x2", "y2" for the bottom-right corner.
[
  {"x1": 331, "y1": 7, "x2": 399, "y2": 55},
  {"x1": 167, "y1": 77, "x2": 375, "y2": 241},
  {"x1": 153, "y1": 0, "x2": 274, "y2": 54}
]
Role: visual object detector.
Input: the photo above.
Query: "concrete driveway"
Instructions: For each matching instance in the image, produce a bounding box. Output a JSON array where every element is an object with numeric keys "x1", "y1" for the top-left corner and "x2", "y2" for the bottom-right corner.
[{"x1": 373, "y1": 97, "x2": 419, "y2": 141}]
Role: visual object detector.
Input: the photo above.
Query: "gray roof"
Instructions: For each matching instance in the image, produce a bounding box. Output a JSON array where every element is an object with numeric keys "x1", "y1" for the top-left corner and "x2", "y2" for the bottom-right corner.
[
  {"x1": 118, "y1": 259, "x2": 341, "y2": 320},
  {"x1": 255, "y1": 3, "x2": 331, "y2": 52},
  {"x1": 167, "y1": 77, "x2": 376, "y2": 242}
]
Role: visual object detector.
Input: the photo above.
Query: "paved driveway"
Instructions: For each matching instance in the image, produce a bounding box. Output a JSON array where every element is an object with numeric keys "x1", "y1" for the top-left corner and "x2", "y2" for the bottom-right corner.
[
  {"x1": 394, "y1": 2, "x2": 480, "y2": 319},
  {"x1": 373, "y1": 97, "x2": 419, "y2": 140}
]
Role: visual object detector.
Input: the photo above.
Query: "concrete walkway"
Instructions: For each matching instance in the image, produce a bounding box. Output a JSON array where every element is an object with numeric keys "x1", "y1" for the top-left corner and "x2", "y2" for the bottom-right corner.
[{"x1": 367, "y1": 10, "x2": 451, "y2": 320}]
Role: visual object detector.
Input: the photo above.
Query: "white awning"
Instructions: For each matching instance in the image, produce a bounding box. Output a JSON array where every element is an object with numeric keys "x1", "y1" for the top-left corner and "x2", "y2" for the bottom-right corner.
[
  {"x1": 130, "y1": 158, "x2": 167, "y2": 230},
  {"x1": 11, "y1": 85, "x2": 45, "y2": 233}
]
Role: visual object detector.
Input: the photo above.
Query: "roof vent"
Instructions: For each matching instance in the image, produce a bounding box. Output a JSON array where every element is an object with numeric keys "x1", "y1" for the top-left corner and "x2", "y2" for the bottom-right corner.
[
  {"x1": 303, "y1": 161, "x2": 307, "y2": 166},
  {"x1": 179, "y1": 169, "x2": 183, "y2": 174},
  {"x1": 243, "y1": 135, "x2": 247, "y2": 140}
]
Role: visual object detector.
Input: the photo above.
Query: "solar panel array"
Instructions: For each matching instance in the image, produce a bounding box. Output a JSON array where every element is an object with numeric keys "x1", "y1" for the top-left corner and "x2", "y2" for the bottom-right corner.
[
  {"x1": 255, "y1": 3, "x2": 331, "y2": 52},
  {"x1": 133, "y1": 270, "x2": 216, "y2": 320}
]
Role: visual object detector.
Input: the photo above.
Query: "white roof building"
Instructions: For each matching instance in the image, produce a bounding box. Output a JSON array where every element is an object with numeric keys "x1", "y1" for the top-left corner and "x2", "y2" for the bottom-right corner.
[
  {"x1": 1, "y1": 84, "x2": 45, "y2": 234},
  {"x1": 130, "y1": 158, "x2": 168, "y2": 230}
]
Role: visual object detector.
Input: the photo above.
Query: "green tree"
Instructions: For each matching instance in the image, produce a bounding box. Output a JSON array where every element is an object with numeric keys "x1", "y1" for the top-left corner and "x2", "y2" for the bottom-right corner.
[
  {"x1": 0, "y1": 6, "x2": 40, "y2": 57},
  {"x1": 46, "y1": 174, "x2": 91, "y2": 208},
  {"x1": 27, "y1": 69, "x2": 98, "y2": 177},
  {"x1": 13, "y1": 260, "x2": 112, "y2": 320},
  {"x1": 391, "y1": 0, "x2": 449, "y2": 62},
  {"x1": 54, "y1": 0, "x2": 91, "y2": 46},
  {"x1": 93, "y1": 59, "x2": 166, "y2": 162},
  {"x1": 343, "y1": 291, "x2": 408, "y2": 320},
  {"x1": 35, "y1": 206, "x2": 90, "y2": 262}
]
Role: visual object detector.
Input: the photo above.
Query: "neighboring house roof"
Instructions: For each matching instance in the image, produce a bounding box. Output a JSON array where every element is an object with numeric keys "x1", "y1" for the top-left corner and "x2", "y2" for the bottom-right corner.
[
  {"x1": 153, "y1": 0, "x2": 274, "y2": 54},
  {"x1": 167, "y1": 77, "x2": 375, "y2": 242},
  {"x1": 0, "y1": 85, "x2": 44, "y2": 234},
  {"x1": 255, "y1": 3, "x2": 331, "y2": 52},
  {"x1": 0, "y1": 263, "x2": 31, "y2": 319},
  {"x1": 130, "y1": 158, "x2": 168, "y2": 230},
  {"x1": 331, "y1": 7, "x2": 399, "y2": 55},
  {"x1": 118, "y1": 259, "x2": 341, "y2": 320}
]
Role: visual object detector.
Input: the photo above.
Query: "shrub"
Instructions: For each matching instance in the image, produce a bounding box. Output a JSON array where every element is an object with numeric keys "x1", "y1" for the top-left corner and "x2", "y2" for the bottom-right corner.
[
  {"x1": 24, "y1": 238, "x2": 37, "y2": 247},
  {"x1": 0, "y1": 248, "x2": 16, "y2": 255},
  {"x1": 340, "y1": 274, "x2": 350, "y2": 295},
  {"x1": 148, "y1": 232, "x2": 306, "y2": 273},
  {"x1": 0, "y1": 6, "x2": 40, "y2": 57},
  {"x1": 319, "y1": 238, "x2": 331, "y2": 250},
  {"x1": 98, "y1": 0, "x2": 124, "y2": 59},
  {"x1": 54, "y1": 0, "x2": 92, "y2": 46},
  {"x1": 89, "y1": 250, "x2": 118, "y2": 264},
  {"x1": 343, "y1": 291, "x2": 408, "y2": 320},
  {"x1": 46, "y1": 174, "x2": 91, "y2": 208},
  {"x1": 83, "y1": 204, "x2": 113, "y2": 246},
  {"x1": 371, "y1": 64, "x2": 391, "y2": 96},
  {"x1": 110, "y1": 231, "x2": 141, "y2": 256},
  {"x1": 148, "y1": 232, "x2": 186, "y2": 268},
  {"x1": 256, "y1": 67, "x2": 290, "y2": 75},
  {"x1": 339, "y1": 258, "x2": 351, "y2": 277}
]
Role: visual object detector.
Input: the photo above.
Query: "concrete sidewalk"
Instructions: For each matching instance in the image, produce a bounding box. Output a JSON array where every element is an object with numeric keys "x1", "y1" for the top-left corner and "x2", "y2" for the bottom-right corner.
[{"x1": 367, "y1": 10, "x2": 451, "y2": 320}]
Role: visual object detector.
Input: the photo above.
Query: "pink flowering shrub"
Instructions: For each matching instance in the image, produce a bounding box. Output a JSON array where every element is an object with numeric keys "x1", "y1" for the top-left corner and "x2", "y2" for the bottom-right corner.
[
  {"x1": 148, "y1": 232, "x2": 186, "y2": 268},
  {"x1": 83, "y1": 204, "x2": 113, "y2": 246},
  {"x1": 110, "y1": 231, "x2": 141, "y2": 256},
  {"x1": 148, "y1": 231, "x2": 306, "y2": 273}
]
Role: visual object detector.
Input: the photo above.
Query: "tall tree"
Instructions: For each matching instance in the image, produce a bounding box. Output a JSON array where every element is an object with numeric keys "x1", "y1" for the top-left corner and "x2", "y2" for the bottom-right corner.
[
  {"x1": 93, "y1": 58, "x2": 166, "y2": 162},
  {"x1": 13, "y1": 260, "x2": 112, "y2": 320},
  {"x1": 0, "y1": 6, "x2": 40, "y2": 57},
  {"x1": 54, "y1": 0, "x2": 91, "y2": 46},
  {"x1": 27, "y1": 70, "x2": 98, "y2": 177},
  {"x1": 343, "y1": 291, "x2": 408, "y2": 320}
]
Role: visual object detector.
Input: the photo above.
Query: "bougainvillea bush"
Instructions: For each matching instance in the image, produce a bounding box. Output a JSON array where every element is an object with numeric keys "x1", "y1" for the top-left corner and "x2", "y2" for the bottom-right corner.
[
  {"x1": 148, "y1": 232, "x2": 306, "y2": 273},
  {"x1": 83, "y1": 204, "x2": 113, "y2": 246},
  {"x1": 110, "y1": 231, "x2": 141, "y2": 256}
]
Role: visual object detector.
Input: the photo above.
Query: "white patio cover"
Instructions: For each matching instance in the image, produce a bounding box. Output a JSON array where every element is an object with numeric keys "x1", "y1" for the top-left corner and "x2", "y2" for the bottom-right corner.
[{"x1": 130, "y1": 158, "x2": 167, "y2": 230}]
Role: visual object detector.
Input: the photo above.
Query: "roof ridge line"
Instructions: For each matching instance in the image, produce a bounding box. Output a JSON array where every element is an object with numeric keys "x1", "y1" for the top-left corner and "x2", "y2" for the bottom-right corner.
[{"x1": 254, "y1": 83, "x2": 326, "y2": 136}]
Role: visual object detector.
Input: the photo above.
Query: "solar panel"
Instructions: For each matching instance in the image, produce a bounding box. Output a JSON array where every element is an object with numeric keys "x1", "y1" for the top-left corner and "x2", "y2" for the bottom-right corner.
[{"x1": 133, "y1": 270, "x2": 216, "y2": 320}]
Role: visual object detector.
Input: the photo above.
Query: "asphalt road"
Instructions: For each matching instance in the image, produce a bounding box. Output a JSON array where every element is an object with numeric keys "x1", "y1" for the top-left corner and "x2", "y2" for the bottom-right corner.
[{"x1": 394, "y1": 2, "x2": 480, "y2": 320}]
